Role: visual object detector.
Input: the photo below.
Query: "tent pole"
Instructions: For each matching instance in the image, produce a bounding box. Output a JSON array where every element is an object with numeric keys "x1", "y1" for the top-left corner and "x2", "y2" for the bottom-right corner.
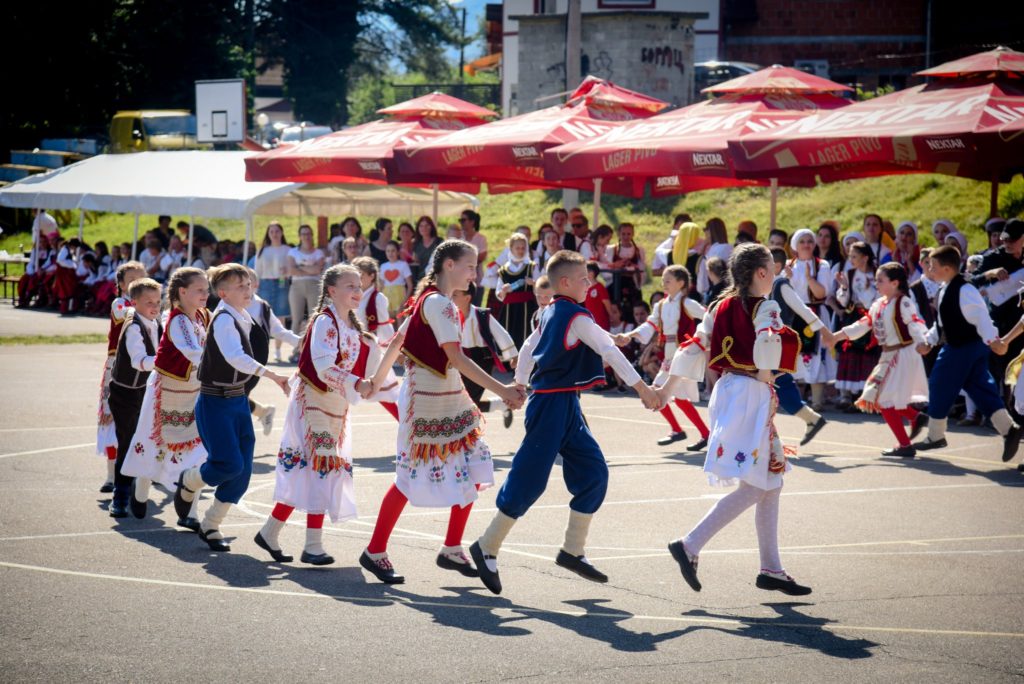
[
  {"x1": 592, "y1": 178, "x2": 602, "y2": 230},
  {"x1": 990, "y1": 174, "x2": 999, "y2": 218},
  {"x1": 243, "y1": 216, "x2": 252, "y2": 263},
  {"x1": 432, "y1": 183, "x2": 439, "y2": 225},
  {"x1": 188, "y1": 215, "x2": 196, "y2": 265},
  {"x1": 132, "y1": 214, "x2": 139, "y2": 260},
  {"x1": 769, "y1": 178, "x2": 779, "y2": 230},
  {"x1": 78, "y1": 210, "x2": 84, "y2": 241}
]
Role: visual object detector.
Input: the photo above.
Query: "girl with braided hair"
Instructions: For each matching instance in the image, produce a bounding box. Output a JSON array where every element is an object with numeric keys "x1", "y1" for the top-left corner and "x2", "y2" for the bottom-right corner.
[{"x1": 254, "y1": 265, "x2": 380, "y2": 565}]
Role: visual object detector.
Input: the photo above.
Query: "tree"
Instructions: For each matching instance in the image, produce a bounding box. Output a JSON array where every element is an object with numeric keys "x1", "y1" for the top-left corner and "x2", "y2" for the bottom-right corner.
[{"x1": 258, "y1": 0, "x2": 460, "y2": 128}]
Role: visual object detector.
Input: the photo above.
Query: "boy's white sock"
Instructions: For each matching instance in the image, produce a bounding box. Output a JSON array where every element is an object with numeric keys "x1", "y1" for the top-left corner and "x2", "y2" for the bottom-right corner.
[
  {"x1": 927, "y1": 417, "x2": 947, "y2": 442},
  {"x1": 200, "y1": 500, "x2": 231, "y2": 539}
]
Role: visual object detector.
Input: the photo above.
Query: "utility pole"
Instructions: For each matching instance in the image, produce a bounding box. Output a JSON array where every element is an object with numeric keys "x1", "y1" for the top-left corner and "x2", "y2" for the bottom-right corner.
[
  {"x1": 563, "y1": 0, "x2": 582, "y2": 209},
  {"x1": 459, "y1": 6, "x2": 467, "y2": 84}
]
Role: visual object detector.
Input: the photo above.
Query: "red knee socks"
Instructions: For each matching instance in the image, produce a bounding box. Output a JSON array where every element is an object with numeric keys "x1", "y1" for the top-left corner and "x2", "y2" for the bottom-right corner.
[
  {"x1": 675, "y1": 399, "x2": 710, "y2": 439},
  {"x1": 443, "y1": 485, "x2": 480, "y2": 547},
  {"x1": 367, "y1": 484, "x2": 408, "y2": 554},
  {"x1": 898, "y1": 407, "x2": 919, "y2": 423},
  {"x1": 106, "y1": 446, "x2": 117, "y2": 461},
  {"x1": 271, "y1": 502, "x2": 294, "y2": 522},
  {"x1": 381, "y1": 402, "x2": 400, "y2": 421},
  {"x1": 881, "y1": 408, "x2": 910, "y2": 447},
  {"x1": 659, "y1": 405, "x2": 683, "y2": 433}
]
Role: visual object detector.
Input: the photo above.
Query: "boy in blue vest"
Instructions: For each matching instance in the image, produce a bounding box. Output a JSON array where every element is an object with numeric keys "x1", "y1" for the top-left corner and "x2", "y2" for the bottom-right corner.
[
  {"x1": 912, "y1": 245, "x2": 1020, "y2": 461},
  {"x1": 470, "y1": 250, "x2": 662, "y2": 594}
]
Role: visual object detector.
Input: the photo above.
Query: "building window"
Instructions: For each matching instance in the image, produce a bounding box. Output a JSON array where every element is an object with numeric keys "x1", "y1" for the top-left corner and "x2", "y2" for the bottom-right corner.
[{"x1": 597, "y1": 0, "x2": 656, "y2": 8}]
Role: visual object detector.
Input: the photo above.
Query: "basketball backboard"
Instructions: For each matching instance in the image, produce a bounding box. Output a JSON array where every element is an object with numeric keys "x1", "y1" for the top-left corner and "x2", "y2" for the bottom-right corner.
[{"x1": 195, "y1": 79, "x2": 247, "y2": 143}]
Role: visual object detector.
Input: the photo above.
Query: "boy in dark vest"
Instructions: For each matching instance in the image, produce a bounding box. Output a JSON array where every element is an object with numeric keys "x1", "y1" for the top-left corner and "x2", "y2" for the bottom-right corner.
[
  {"x1": 107, "y1": 278, "x2": 163, "y2": 517},
  {"x1": 913, "y1": 246, "x2": 1020, "y2": 461},
  {"x1": 174, "y1": 264, "x2": 290, "y2": 551},
  {"x1": 453, "y1": 283, "x2": 519, "y2": 427},
  {"x1": 769, "y1": 248, "x2": 831, "y2": 445},
  {"x1": 470, "y1": 251, "x2": 662, "y2": 594}
]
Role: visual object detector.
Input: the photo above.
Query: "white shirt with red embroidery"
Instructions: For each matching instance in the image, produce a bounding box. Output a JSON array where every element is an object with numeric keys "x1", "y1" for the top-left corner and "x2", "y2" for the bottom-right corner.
[
  {"x1": 309, "y1": 304, "x2": 361, "y2": 393},
  {"x1": 841, "y1": 295, "x2": 927, "y2": 347}
]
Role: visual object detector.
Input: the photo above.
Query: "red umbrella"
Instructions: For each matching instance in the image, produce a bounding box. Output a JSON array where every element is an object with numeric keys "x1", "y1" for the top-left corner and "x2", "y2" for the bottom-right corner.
[
  {"x1": 243, "y1": 92, "x2": 495, "y2": 186},
  {"x1": 390, "y1": 76, "x2": 668, "y2": 195},
  {"x1": 543, "y1": 66, "x2": 853, "y2": 200},
  {"x1": 729, "y1": 47, "x2": 1024, "y2": 213}
]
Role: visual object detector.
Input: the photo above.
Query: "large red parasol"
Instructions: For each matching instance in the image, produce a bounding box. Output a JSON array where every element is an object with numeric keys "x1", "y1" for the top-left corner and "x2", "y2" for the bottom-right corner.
[
  {"x1": 543, "y1": 66, "x2": 854, "y2": 198},
  {"x1": 390, "y1": 76, "x2": 668, "y2": 194},
  {"x1": 244, "y1": 92, "x2": 495, "y2": 186},
  {"x1": 728, "y1": 47, "x2": 1024, "y2": 213}
]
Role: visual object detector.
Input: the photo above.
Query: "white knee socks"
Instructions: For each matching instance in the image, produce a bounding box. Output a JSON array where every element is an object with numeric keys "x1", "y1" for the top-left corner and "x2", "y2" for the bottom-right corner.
[
  {"x1": 562, "y1": 510, "x2": 593, "y2": 557},
  {"x1": 201, "y1": 499, "x2": 231, "y2": 539},
  {"x1": 478, "y1": 511, "x2": 517, "y2": 572},
  {"x1": 991, "y1": 409, "x2": 1014, "y2": 436},
  {"x1": 305, "y1": 528, "x2": 325, "y2": 555},
  {"x1": 105, "y1": 459, "x2": 115, "y2": 483},
  {"x1": 927, "y1": 417, "x2": 948, "y2": 442},
  {"x1": 181, "y1": 467, "x2": 205, "y2": 502},
  {"x1": 133, "y1": 477, "x2": 151, "y2": 503},
  {"x1": 682, "y1": 482, "x2": 764, "y2": 558},
  {"x1": 188, "y1": 488, "x2": 202, "y2": 519},
  {"x1": 755, "y1": 486, "x2": 783, "y2": 573},
  {"x1": 260, "y1": 516, "x2": 286, "y2": 551},
  {"x1": 251, "y1": 400, "x2": 268, "y2": 419},
  {"x1": 795, "y1": 405, "x2": 821, "y2": 426}
]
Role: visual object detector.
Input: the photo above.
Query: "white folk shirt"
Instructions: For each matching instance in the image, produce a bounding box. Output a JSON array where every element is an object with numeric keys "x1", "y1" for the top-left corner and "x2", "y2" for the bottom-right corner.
[
  {"x1": 168, "y1": 310, "x2": 207, "y2": 366},
  {"x1": 460, "y1": 308, "x2": 516, "y2": 362},
  {"x1": 246, "y1": 297, "x2": 301, "y2": 347},
  {"x1": 515, "y1": 313, "x2": 641, "y2": 388},
  {"x1": 841, "y1": 296, "x2": 928, "y2": 347},
  {"x1": 836, "y1": 269, "x2": 877, "y2": 310},
  {"x1": 632, "y1": 292, "x2": 706, "y2": 345},
  {"x1": 925, "y1": 281, "x2": 999, "y2": 346},
  {"x1": 210, "y1": 302, "x2": 267, "y2": 377},
  {"x1": 669, "y1": 299, "x2": 785, "y2": 380},
  {"x1": 774, "y1": 277, "x2": 824, "y2": 332},
  {"x1": 124, "y1": 314, "x2": 161, "y2": 372},
  {"x1": 357, "y1": 288, "x2": 395, "y2": 341},
  {"x1": 308, "y1": 304, "x2": 361, "y2": 393}
]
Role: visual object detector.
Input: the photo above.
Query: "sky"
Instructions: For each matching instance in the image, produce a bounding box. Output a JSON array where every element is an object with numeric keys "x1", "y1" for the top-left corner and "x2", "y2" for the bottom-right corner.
[{"x1": 443, "y1": 0, "x2": 488, "y2": 64}]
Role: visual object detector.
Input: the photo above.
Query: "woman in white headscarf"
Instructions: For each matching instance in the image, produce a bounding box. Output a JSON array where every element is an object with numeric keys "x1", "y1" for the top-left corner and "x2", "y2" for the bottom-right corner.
[
  {"x1": 944, "y1": 231, "x2": 969, "y2": 266},
  {"x1": 884, "y1": 221, "x2": 922, "y2": 279},
  {"x1": 788, "y1": 228, "x2": 836, "y2": 410},
  {"x1": 931, "y1": 218, "x2": 955, "y2": 246}
]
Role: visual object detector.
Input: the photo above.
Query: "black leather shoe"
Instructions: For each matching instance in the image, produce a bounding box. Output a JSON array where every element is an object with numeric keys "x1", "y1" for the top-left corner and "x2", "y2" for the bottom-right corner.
[
  {"x1": 359, "y1": 550, "x2": 405, "y2": 584},
  {"x1": 198, "y1": 529, "x2": 230, "y2": 552},
  {"x1": 469, "y1": 541, "x2": 501, "y2": 594},
  {"x1": 908, "y1": 413, "x2": 928, "y2": 442},
  {"x1": 99, "y1": 482, "x2": 114, "y2": 494},
  {"x1": 503, "y1": 408, "x2": 514, "y2": 429},
  {"x1": 685, "y1": 437, "x2": 708, "y2": 452},
  {"x1": 912, "y1": 437, "x2": 947, "y2": 451},
  {"x1": 109, "y1": 500, "x2": 129, "y2": 518},
  {"x1": 173, "y1": 471, "x2": 196, "y2": 520},
  {"x1": 177, "y1": 517, "x2": 201, "y2": 532},
  {"x1": 437, "y1": 552, "x2": 479, "y2": 577},
  {"x1": 756, "y1": 573, "x2": 812, "y2": 596},
  {"x1": 881, "y1": 445, "x2": 916, "y2": 458},
  {"x1": 254, "y1": 532, "x2": 293, "y2": 562},
  {"x1": 1002, "y1": 424, "x2": 1022, "y2": 462},
  {"x1": 657, "y1": 431, "x2": 687, "y2": 446},
  {"x1": 129, "y1": 496, "x2": 147, "y2": 519},
  {"x1": 555, "y1": 550, "x2": 608, "y2": 583},
  {"x1": 667, "y1": 540, "x2": 701, "y2": 592},
  {"x1": 800, "y1": 416, "x2": 827, "y2": 446},
  {"x1": 301, "y1": 550, "x2": 335, "y2": 566}
]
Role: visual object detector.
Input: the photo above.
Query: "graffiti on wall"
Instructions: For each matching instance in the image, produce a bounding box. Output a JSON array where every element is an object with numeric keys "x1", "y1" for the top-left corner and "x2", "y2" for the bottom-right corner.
[{"x1": 640, "y1": 46, "x2": 686, "y2": 75}]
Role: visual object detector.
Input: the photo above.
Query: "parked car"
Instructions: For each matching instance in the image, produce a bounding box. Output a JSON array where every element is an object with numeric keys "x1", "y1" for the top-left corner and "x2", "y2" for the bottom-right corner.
[
  {"x1": 109, "y1": 110, "x2": 210, "y2": 153},
  {"x1": 277, "y1": 123, "x2": 333, "y2": 146},
  {"x1": 694, "y1": 61, "x2": 762, "y2": 94}
]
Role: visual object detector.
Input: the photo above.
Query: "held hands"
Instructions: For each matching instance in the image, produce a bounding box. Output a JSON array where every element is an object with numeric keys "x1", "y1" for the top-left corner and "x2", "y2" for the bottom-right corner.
[
  {"x1": 613, "y1": 333, "x2": 632, "y2": 347},
  {"x1": 820, "y1": 329, "x2": 836, "y2": 349},
  {"x1": 916, "y1": 343, "x2": 932, "y2": 356},
  {"x1": 990, "y1": 339, "x2": 1009, "y2": 356},
  {"x1": 356, "y1": 378, "x2": 374, "y2": 400},
  {"x1": 636, "y1": 383, "x2": 663, "y2": 411},
  {"x1": 265, "y1": 370, "x2": 290, "y2": 395},
  {"x1": 498, "y1": 383, "x2": 527, "y2": 411}
]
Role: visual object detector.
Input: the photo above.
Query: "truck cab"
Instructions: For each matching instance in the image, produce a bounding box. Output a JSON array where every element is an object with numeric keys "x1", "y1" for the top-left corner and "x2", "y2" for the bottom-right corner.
[{"x1": 109, "y1": 110, "x2": 210, "y2": 153}]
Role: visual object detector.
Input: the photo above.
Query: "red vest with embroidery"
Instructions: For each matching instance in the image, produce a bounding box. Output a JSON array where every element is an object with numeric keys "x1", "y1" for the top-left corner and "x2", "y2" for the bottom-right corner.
[
  {"x1": 402, "y1": 286, "x2": 451, "y2": 377},
  {"x1": 155, "y1": 308, "x2": 208, "y2": 381},
  {"x1": 298, "y1": 308, "x2": 344, "y2": 392},
  {"x1": 364, "y1": 288, "x2": 381, "y2": 331},
  {"x1": 709, "y1": 296, "x2": 800, "y2": 374},
  {"x1": 656, "y1": 296, "x2": 697, "y2": 345},
  {"x1": 888, "y1": 294, "x2": 913, "y2": 346},
  {"x1": 107, "y1": 298, "x2": 132, "y2": 355}
]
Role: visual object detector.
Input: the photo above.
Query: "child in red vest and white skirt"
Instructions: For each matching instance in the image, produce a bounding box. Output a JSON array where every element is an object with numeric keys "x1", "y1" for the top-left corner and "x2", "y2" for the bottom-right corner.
[
  {"x1": 359, "y1": 240, "x2": 526, "y2": 583},
  {"x1": 827, "y1": 262, "x2": 930, "y2": 458},
  {"x1": 660, "y1": 244, "x2": 812, "y2": 596},
  {"x1": 254, "y1": 264, "x2": 379, "y2": 565},
  {"x1": 121, "y1": 267, "x2": 210, "y2": 524},
  {"x1": 97, "y1": 261, "x2": 145, "y2": 493},
  {"x1": 352, "y1": 256, "x2": 401, "y2": 421}
]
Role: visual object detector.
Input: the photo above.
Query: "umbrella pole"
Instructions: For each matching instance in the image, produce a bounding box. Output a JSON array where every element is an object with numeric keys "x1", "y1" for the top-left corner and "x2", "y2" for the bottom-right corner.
[
  {"x1": 188, "y1": 215, "x2": 195, "y2": 265},
  {"x1": 243, "y1": 216, "x2": 252, "y2": 264},
  {"x1": 990, "y1": 174, "x2": 999, "y2": 218},
  {"x1": 769, "y1": 178, "x2": 778, "y2": 231},
  {"x1": 132, "y1": 214, "x2": 139, "y2": 260},
  {"x1": 592, "y1": 178, "x2": 602, "y2": 229},
  {"x1": 78, "y1": 210, "x2": 84, "y2": 241},
  {"x1": 432, "y1": 183, "x2": 439, "y2": 225}
]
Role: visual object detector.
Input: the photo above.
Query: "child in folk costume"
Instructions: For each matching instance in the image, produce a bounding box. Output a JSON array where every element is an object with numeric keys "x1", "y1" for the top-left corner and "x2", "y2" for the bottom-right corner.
[
  {"x1": 453, "y1": 283, "x2": 519, "y2": 428},
  {"x1": 827, "y1": 263, "x2": 930, "y2": 458},
  {"x1": 531, "y1": 275, "x2": 553, "y2": 330},
  {"x1": 351, "y1": 256, "x2": 401, "y2": 422},
  {"x1": 661, "y1": 244, "x2": 812, "y2": 596},
  {"x1": 245, "y1": 268, "x2": 302, "y2": 436},
  {"x1": 97, "y1": 261, "x2": 146, "y2": 493},
  {"x1": 173, "y1": 264, "x2": 291, "y2": 552},
  {"x1": 360, "y1": 240, "x2": 526, "y2": 584},
  {"x1": 254, "y1": 265, "x2": 379, "y2": 565},
  {"x1": 788, "y1": 229, "x2": 835, "y2": 412},
  {"x1": 469, "y1": 251, "x2": 661, "y2": 594},
  {"x1": 999, "y1": 304, "x2": 1024, "y2": 470},
  {"x1": 495, "y1": 233, "x2": 537, "y2": 349},
  {"x1": 583, "y1": 261, "x2": 612, "y2": 331},
  {"x1": 121, "y1": 268, "x2": 210, "y2": 523},
  {"x1": 768, "y1": 249, "x2": 830, "y2": 446},
  {"x1": 834, "y1": 242, "x2": 881, "y2": 411},
  {"x1": 912, "y1": 246, "x2": 1021, "y2": 462},
  {"x1": 615, "y1": 265, "x2": 710, "y2": 451},
  {"x1": 107, "y1": 278, "x2": 163, "y2": 518}
]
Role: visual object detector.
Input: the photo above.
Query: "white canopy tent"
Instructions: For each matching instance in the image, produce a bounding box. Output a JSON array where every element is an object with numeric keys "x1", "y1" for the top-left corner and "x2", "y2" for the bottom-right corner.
[{"x1": 0, "y1": 151, "x2": 476, "y2": 261}]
